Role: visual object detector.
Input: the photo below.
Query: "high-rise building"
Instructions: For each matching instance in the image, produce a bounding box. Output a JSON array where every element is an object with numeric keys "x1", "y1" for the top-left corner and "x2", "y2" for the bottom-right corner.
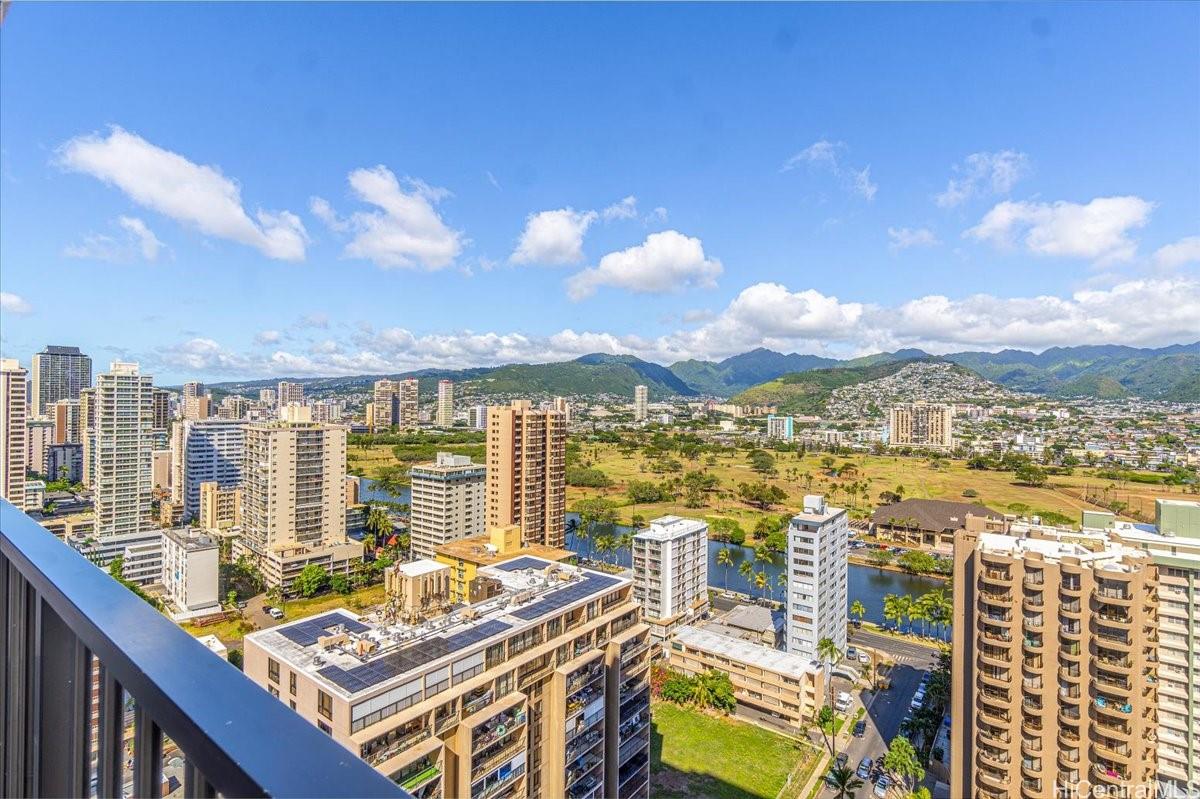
[
  {"x1": 949, "y1": 502, "x2": 1200, "y2": 797},
  {"x1": 436, "y1": 379, "x2": 453, "y2": 427},
  {"x1": 277, "y1": 381, "x2": 305, "y2": 409},
  {"x1": 181, "y1": 381, "x2": 208, "y2": 420},
  {"x1": 486, "y1": 400, "x2": 567, "y2": 548},
  {"x1": 160, "y1": 527, "x2": 221, "y2": 621},
  {"x1": 47, "y1": 443, "x2": 83, "y2": 484},
  {"x1": 888, "y1": 402, "x2": 953, "y2": 450},
  {"x1": 52, "y1": 398, "x2": 82, "y2": 444},
  {"x1": 468, "y1": 404, "x2": 488, "y2": 430},
  {"x1": 151, "y1": 388, "x2": 172, "y2": 432},
  {"x1": 309, "y1": 399, "x2": 342, "y2": 423},
  {"x1": 633, "y1": 385, "x2": 648, "y2": 421},
  {"x1": 218, "y1": 394, "x2": 249, "y2": 420},
  {"x1": 30, "y1": 345, "x2": 91, "y2": 418},
  {"x1": 948, "y1": 510, "x2": 1186, "y2": 799},
  {"x1": 233, "y1": 421, "x2": 360, "y2": 592},
  {"x1": 152, "y1": 448, "x2": 171, "y2": 493},
  {"x1": 399, "y1": 378, "x2": 419, "y2": 428},
  {"x1": 408, "y1": 452, "x2": 486, "y2": 559},
  {"x1": 1, "y1": 359, "x2": 28, "y2": 509},
  {"x1": 242, "y1": 555, "x2": 652, "y2": 799},
  {"x1": 631, "y1": 516, "x2": 709, "y2": 649},
  {"x1": 372, "y1": 379, "x2": 401, "y2": 430},
  {"x1": 199, "y1": 481, "x2": 242, "y2": 532},
  {"x1": 785, "y1": 495, "x2": 848, "y2": 660},
  {"x1": 553, "y1": 396, "x2": 571, "y2": 423},
  {"x1": 93, "y1": 362, "x2": 156, "y2": 538},
  {"x1": 766, "y1": 414, "x2": 794, "y2": 441},
  {"x1": 79, "y1": 387, "x2": 96, "y2": 488},
  {"x1": 259, "y1": 388, "x2": 277, "y2": 406},
  {"x1": 26, "y1": 419, "x2": 54, "y2": 478},
  {"x1": 174, "y1": 418, "x2": 246, "y2": 521}
]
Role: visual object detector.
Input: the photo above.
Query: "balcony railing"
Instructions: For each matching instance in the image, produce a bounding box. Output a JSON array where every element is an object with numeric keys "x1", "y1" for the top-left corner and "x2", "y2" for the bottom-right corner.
[{"x1": 1, "y1": 500, "x2": 407, "y2": 799}]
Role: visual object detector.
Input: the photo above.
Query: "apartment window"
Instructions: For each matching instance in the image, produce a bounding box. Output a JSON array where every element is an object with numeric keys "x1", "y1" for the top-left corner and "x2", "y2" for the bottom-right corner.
[
  {"x1": 289, "y1": 671, "x2": 297, "y2": 695},
  {"x1": 268, "y1": 658, "x2": 280, "y2": 684},
  {"x1": 318, "y1": 690, "x2": 333, "y2": 721},
  {"x1": 317, "y1": 720, "x2": 332, "y2": 736},
  {"x1": 289, "y1": 700, "x2": 296, "y2": 710},
  {"x1": 268, "y1": 685, "x2": 279, "y2": 698}
]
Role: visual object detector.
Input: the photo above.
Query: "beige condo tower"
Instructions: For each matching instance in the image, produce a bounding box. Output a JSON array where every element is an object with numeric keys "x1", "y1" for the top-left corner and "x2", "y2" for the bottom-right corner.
[{"x1": 485, "y1": 401, "x2": 567, "y2": 549}]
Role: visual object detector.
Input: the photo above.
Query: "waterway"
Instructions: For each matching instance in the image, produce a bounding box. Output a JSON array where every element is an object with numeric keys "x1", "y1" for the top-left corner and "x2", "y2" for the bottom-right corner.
[
  {"x1": 565, "y1": 513, "x2": 949, "y2": 641},
  {"x1": 359, "y1": 478, "x2": 411, "y2": 505}
]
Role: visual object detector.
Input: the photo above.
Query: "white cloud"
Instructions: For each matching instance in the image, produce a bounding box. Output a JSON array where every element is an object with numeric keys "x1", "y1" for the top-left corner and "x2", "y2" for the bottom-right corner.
[
  {"x1": 966, "y1": 196, "x2": 1154, "y2": 263},
  {"x1": 314, "y1": 165, "x2": 465, "y2": 270},
  {"x1": 601, "y1": 196, "x2": 638, "y2": 222},
  {"x1": 147, "y1": 276, "x2": 1200, "y2": 379},
  {"x1": 888, "y1": 226, "x2": 941, "y2": 251},
  {"x1": 57, "y1": 126, "x2": 307, "y2": 260},
  {"x1": 0, "y1": 292, "x2": 32, "y2": 314},
  {"x1": 649, "y1": 207, "x2": 669, "y2": 223},
  {"x1": 510, "y1": 208, "x2": 598, "y2": 265},
  {"x1": 935, "y1": 150, "x2": 1031, "y2": 208},
  {"x1": 255, "y1": 330, "x2": 282, "y2": 345},
  {"x1": 485, "y1": 171, "x2": 502, "y2": 191},
  {"x1": 1153, "y1": 235, "x2": 1200, "y2": 269},
  {"x1": 63, "y1": 216, "x2": 167, "y2": 263},
  {"x1": 297, "y1": 312, "x2": 329, "y2": 329},
  {"x1": 781, "y1": 139, "x2": 877, "y2": 200},
  {"x1": 566, "y1": 230, "x2": 723, "y2": 301}
]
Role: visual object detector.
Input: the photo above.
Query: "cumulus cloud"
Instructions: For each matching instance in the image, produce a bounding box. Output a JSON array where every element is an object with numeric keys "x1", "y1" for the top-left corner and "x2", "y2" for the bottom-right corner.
[
  {"x1": 57, "y1": 126, "x2": 308, "y2": 260},
  {"x1": 781, "y1": 139, "x2": 877, "y2": 200},
  {"x1": 255, "y1": 330, "x2": 282, "y2": 345},
  {"x1": 146, "y1": 276, "x2": 1199, "y2": 379},
  {"x1": 888, "y1": 227, "x2": 940, "y2": 251},
  {"x1": 1153, "y1": 235, "x2": 1200, "y2": 269},
  {"x1": 312, "y1": 166, "x2": 465, "y2": 270},
  {"x1": 935, "y1": 150, "x2": 1031, "y2": 208},
  {"x1": 965, "y1": 196, "x2": 1154, "y2": 263},
  {"x1": 64, "y1": 216, "x2": 167, "y2": 263},
  {"x1": 1, "y1": 292, "x2": 32, "y2": 314},
  {"x1": 510, "y1": 208, "x2": 598, "y2": 265},
  {"x1": 566, "y1": 230, "x2": 723, "y2": 301}
]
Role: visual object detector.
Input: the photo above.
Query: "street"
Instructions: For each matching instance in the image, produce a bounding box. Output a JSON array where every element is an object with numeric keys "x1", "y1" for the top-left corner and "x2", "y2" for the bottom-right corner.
[{"x1": 814, "y1": 627, "x2": 940, "y2": 797}]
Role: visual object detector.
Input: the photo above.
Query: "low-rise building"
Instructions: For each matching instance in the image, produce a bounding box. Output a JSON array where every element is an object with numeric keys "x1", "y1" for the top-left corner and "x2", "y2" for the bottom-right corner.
[
  {"x1": 161, "y1": 527, "x2": 221, "y2": 621},
  {"x1": 198, "y1": 480, "x2": 241, "y2": 533},
  {"x1": 667, "y1": 625, "x2": 822, "y2": 733},
  {"x1": 871, "y1": 498, "x2": 1002, "y2": 553},
  {"x1": 434, "y1": 525, "x2": 574, "y2": 604}
]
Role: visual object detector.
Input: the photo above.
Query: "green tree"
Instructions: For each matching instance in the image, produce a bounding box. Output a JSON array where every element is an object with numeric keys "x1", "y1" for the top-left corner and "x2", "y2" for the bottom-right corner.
[
  {"x1": 736, "y1": 481, "x2": 786, "y2": 510},
  {"x1": 293, "y1": 564, "x2": 329, "y2": 598},
  {"x1": 882, "y1": 736, "x2": 924, "y2": 795},
  {"x1": 330, "y1": 572, "x2": 351, "y2": 595},
  {"x1": 1014, "y1": 464, "x2": 1048, "y2": 487},
  {"x1": 867, "y1": 548, "x2": 893, "y2": 570},
  {"x1": 365, "y1": 504, "x2": 394, "y2": 540},
  {"x1": 816, "y1": 636, "x2": 843, "y2": 756},
  {"x1": 737, "y1": 559, "x2": 753, "y2": 589},
  {"x1": 227, "y1": 649, "x2": 244, "y2": 670},
  {"x1": 850, "y1": 599, "x2": 866, "y2": 626},
  {"x1": 897, "y1": 550, "x2": 938, "y2": 575},
  {"x1": 716, "y1": 548, "x2": 735, "y2": 590},
  {"x1": 826, "y1": 765, "x2": 864, "y2": 799}
]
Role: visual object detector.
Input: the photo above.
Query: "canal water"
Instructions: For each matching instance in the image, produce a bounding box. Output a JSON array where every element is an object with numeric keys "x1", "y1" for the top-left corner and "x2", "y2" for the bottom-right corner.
[
  {"x1": 565, "y1": 513, "x2": 950, "y2": 641},
  {"x1": 359, "y1": 478, "x2": 411, "y2": 506}
]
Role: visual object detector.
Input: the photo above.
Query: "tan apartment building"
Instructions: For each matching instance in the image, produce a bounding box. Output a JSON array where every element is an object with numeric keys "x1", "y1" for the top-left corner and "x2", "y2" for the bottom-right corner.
[
  {"x1": 435, "y1": 525, "x2": 574, "y2": 604},
  {"x1": 277, "y1": 381, "x2": 305, "y2": 409},
  {"x1": 1, "y1": 359, "x2": 28, "y2": 509},
  {"x1": 436, "y1": 379, "x2": 453, "y2": 427},
  {"x1": 80, "y1": 387, "x2": 95, "y2": 488},
  {"x1": 951, "y1": 517, "x2": 1160, "y2": 799},
  {"x1": 486, "y1": 401, "x2": 567, "y2": 548},
  {"x1": 52, "y1": 398, "x2": 82, "y2": 444},
  {"x1": 399, "y1": 378, "x2": 419, "y2": 428},
  {"x1": 888, "y1": 402, "x2": 953, "y2": 450},
  {"x1": 243, "y1": 555, "x2": 652, "y2": 799},
  {"x1": 373, "y1": 379, "x2": 402, "y2": 431},
  {"x1": 409, "y1": 452, "x2": 486, "y2": 560},
  {"x1": 233, "y1": 421, "x2": 362, "y2": 592},
  {"x1": 198, "y1": 480, "x2": 241, "y2": 532},
  {"x1": 666, "y1": 625, "x2": 822, "y2": 734}
]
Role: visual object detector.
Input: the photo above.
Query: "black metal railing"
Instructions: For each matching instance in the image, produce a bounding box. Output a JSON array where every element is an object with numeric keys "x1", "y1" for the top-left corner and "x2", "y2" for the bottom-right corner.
[{"x1": 1, "y1": 501, "x2": 407, "y2": 798}]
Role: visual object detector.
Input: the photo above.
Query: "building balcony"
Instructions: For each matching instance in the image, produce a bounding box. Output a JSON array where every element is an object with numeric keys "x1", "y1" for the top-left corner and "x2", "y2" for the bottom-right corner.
[
  {"x1": 1092, "y1": 763, "x2": 1129, "y2": 785},
  {"x1": 978, "y1": 649, "x2": 1011, "y2": 668},
  {"x1": 980, "y1": 569, "x2": 1013, "y2": 589},
  {"x1": 1058, "y1": 729, "x2": 1080, "y2": 750},
  {"x1": 977, "y1": 749, "x2": 1010, "y2": 770},
  {"x1": 979, "y1": 610, "x2": 1013, "y2": 628},
  {"x1": 976, "y1": 768, "x2": 1010, "y2": 792},
  {"x1": 978, "y1": 670, "x2": 1011, "y2": 689},
  {"x1": 0, "y1": 500, "x2": 407, "y2": 799},
  {"x1": 978, "y1": 728, "x2": 1011, "y2": 748},
  {"x1": 1094, "y1": 587, "x2": 1132, "y2": 606},
  {"x1": 1020, "y1": 737, "x2": 1041, "y2": 758},
  {"x1": 1092, "y1": 740, "x2": 1132, "y2": 764}
]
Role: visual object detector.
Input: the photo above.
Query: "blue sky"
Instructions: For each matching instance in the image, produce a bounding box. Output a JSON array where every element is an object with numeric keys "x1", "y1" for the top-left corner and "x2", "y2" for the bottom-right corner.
[{"x1": 1, "y1": 2, "x2": 1198, "y2": 383}]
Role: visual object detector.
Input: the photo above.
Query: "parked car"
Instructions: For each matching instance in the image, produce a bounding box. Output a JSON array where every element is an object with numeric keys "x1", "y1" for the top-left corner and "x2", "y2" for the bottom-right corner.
[
  {"x1": 836, "y1": 753, "x2": 849, "y2": 770},
  {"x1": 858, "y1": 650, "x2": 870, "y2": 664},
  {"x1": 846, "y1": 646, "x2": 858, "y2": 661},
  {"x1": 266, "y1": 606, "x2": 284, "y2": 620},
  {"x1": 874, "y1": 775, "x2": 892, "y2": 797},
  {"x1": 856, "y1": 758, "x2": 873, "y2": 779},
  {"x1": 853, "y1": 719, "x2": 866, "y2": 737}
]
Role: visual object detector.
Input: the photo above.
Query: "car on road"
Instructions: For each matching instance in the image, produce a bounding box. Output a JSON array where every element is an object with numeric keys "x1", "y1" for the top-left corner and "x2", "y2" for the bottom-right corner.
[
  {"x1": 835, "y1": 752, "x2": 849, "y2": 769},
  {"x1": 874, "y1": 775, "x2": 891, "y2": 797},
  {"x1": 856, "y1": 758, "x2": 873, "y2": 779},
  {"x1": 853, "y1": 719, "x2": 866, "y2": 737},
  {"x1": 858, "y1": 650, "x2": 870, "y2": 664},
  {"x1": 266, "y1": 606, "x2": 284, "y2": 620}
]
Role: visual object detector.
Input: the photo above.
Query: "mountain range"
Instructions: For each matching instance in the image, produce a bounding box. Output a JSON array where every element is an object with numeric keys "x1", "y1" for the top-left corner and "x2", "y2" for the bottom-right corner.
[{"x1": 204, "y1": 342, "x2": 1200, "y2": 401}]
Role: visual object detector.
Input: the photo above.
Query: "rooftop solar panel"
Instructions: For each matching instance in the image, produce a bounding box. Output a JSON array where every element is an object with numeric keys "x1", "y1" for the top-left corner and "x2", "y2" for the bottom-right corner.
[
  {"x1": 277, "y1": 612, "x2": 370, "y2": 646},
  {"x1": 492, "y1": 556, "x2": 549, "y2": 572}
]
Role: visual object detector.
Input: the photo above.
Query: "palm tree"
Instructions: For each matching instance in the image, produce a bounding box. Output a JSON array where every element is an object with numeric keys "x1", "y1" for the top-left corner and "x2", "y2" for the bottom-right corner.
[
  {"x1": 738, "y1": 559, "x2": 753, "y2": 593},
  {"x1": 816, "y1": 636, "x2": 843, "y2": 756},
  {"x1": 618, "y1": 532, "x2": 634, "y2": 565},
  {"x1": 776, "y1": 571, "x2": 787, "y2": 602},
  {"x1": 826, "y1": 765, "x2": 864, "y2": 799},
  {"x1": 753, "y1": 570, "x2": 769, "y2": 600},
  {"x1": 717, "y1": 548, "x2": 734, "y2": 591},
  {"x1": 895, "y1": 594, "x2": 914, "y2": 635},
  {"x1": 909, "y1": 598, "x2": 929, "y2": 638},
  {"x1": 882, "y1": 593, "x2": 901, "y2": 630},
  {"x1": 850, "y1": 599, "x2": 866, "y2": 627}
]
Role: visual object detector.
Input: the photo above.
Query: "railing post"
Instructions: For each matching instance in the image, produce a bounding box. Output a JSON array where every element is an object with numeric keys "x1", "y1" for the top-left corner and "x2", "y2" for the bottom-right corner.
[
  {"x1": 36, "y1": 602, "x2": 90, "y2": 798},
  {"x1": 97, "y1": 665, "x2": 125, "y2": 799},
  {"x1": 133, "y1": 706, "x2": 163, "y2": 799}
]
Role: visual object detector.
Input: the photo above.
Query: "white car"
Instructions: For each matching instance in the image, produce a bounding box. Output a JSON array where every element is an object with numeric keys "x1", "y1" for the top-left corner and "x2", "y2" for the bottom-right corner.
[
  {"x1": 266, "y1": 606, "x2": 285, "y2": 620},
  {"x1": 858, "y1": 651, "x2": 871, "y2": 664}
]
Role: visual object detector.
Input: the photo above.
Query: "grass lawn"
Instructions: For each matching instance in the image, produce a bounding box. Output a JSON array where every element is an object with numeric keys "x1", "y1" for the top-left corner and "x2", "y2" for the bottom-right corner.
[
  {"x1": 568, "y1": 442, "x2": 1176, "y2": 538},
  {"x1": 651, "y1": 702, "x2": 820, "y2": 799},
  {"x1": 347, "y1": 442, "x2": 485, "y2": 482}
]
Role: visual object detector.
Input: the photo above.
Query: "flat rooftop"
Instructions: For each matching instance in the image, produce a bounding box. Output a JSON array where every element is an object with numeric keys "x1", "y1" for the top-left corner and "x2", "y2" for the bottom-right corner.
[
  {"x1": 673, "y1": 624, "x2": 820, "y2": 676},
  {"x1": 635, "y1": 515, "x2": 707, "y2": 542},
  {"x1": 434, "y1": 534, "x2": 573, "y2": 565},
  {"x1": 977, "y1": 528, "x2": 1148, "y2": 570},
  {"x1": 246, "y1": 556, "x2": 628, "y2": 700}
]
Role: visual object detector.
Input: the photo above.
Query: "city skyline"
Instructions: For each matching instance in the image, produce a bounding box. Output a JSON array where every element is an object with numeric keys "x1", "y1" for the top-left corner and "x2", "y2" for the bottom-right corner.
[{"x1": 1, "y1": 3, "x2": 1198, "y2": 382}]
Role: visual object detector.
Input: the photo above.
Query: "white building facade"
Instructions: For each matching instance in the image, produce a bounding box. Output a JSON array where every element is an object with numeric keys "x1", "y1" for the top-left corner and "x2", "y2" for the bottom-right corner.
[
  {"x1": 786, "y1": 495, "x2": 849, "y2": 660},
  {"x1": 408, "y1": 452, "x2": 486, "y2": 559},
  {"x1": 161, "y1": 527, "x2": 221, "y2": 620},
  {"x1": 632, "y1": 515, "x2": 709, "y2": 647}
]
